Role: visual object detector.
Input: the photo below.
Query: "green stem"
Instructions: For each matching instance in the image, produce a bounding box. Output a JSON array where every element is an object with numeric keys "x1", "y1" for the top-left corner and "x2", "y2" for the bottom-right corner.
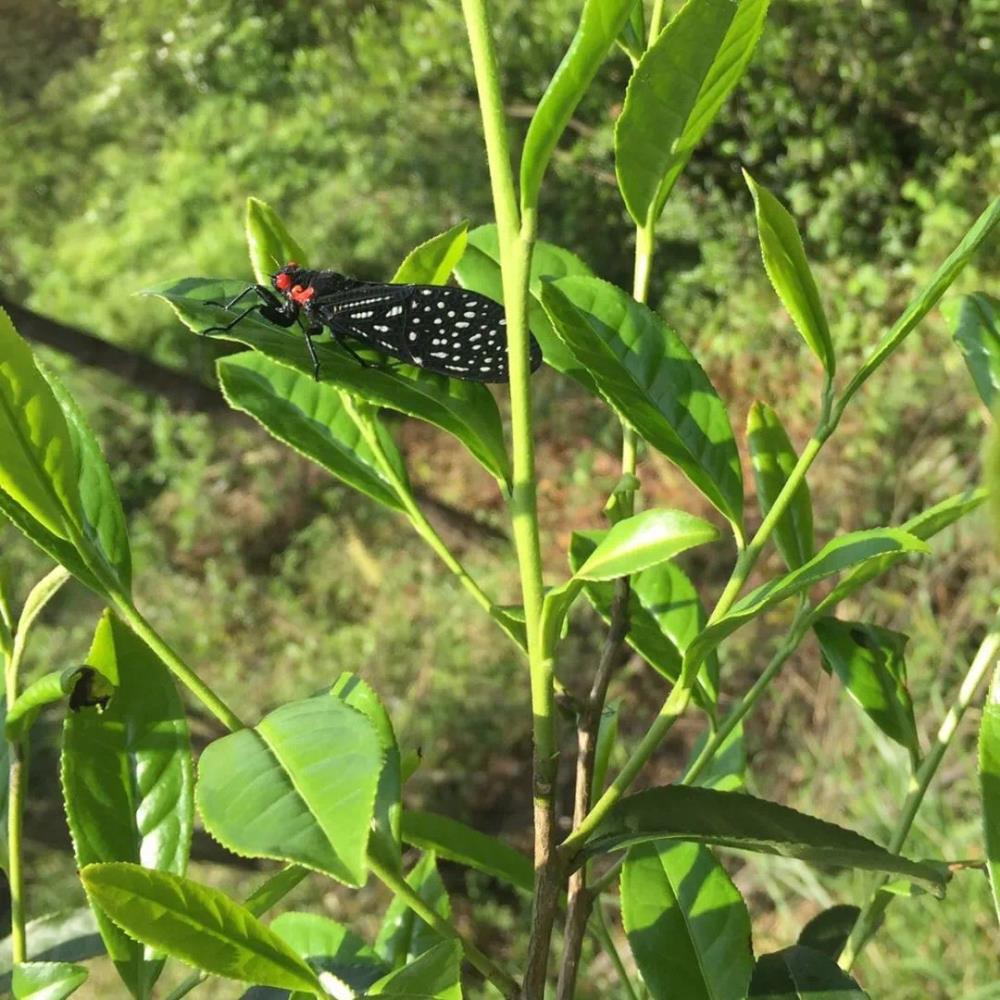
[
  {"x1": 110, "y1": 596, "x2": 245, "y2": 732},
  {"x1": 368, "y1": 851, "x2": 520, "y2": 998},
  {"x1": 6, "y1": 731, "x2": 26, "y2": 964},
  {"x1": 839, "y1": 617, "x2": 1000, "y2": 970},
  {"x1": 648, "y1": 0, "x2": 668, "y2": 42},
  {"x1": 591, "y1": 900, "x2": 641, "y2": 1000}
]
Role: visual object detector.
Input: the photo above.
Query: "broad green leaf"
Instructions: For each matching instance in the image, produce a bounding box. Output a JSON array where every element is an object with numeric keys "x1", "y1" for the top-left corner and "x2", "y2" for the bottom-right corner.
[
  {"x1": 575, "y1": 508, "x2": 719, "y2": 581},
  {"x1": 569, "y1": 531, "x2": 719, "y2": 711},
  {"x1": 454, "y1": 226, "x2": 596, "y2": 389},
  {"x1": 814, "y1": 619, "x2": 919, "y2": 760},
  {"x1": 0, "y1": 308, "x2": 81, "y2": 539},
  {"x1": 621, "y1": 841, "x2": 753, "y2": 1000},
  {"x1": 5, "y1": 670, "x2": 67, "y2": 742},
  {"x1": 151, "y1": 278, "x2": 511, "y2": 486},
  {"x1": 687, "y1": 722, "x2": 746, "y2": 792},
  {"x1": 367, "y1": 941, "x2": 462, "y2": 999},
  {"x1": 330, "y1": 672, "x2": 402, "y2": 865},
  {"x1": 981, "y1": 659, "x2": 1000, "y2": 925},
  {"x1": 269, "y1": 912, "x2": 388, "y2": 993},
  {"x1": 0, "y1": 909, "x2": 102, "y2": 992},
  {"x1": 747, "y1": 402, "x2": 814, "y2": 569},
  {"x1": 401, "y1": 810, "x2": 534, "y2": 893},
  {"x1": 376, "y1": 853, "x2": 451, "y2": 967},
  {"x1": 542, "y1": 276, "x2": 743, "y2": 529},
  {"x1": 43, "y1": 366, "x2": 132, "y2": 593},
  {"x1": 218, "y1": 352, "x2": 405, "y2": 512},
  {"x1": 12, "y1": 962, "x2": 87, "y2": 1000},
  {"x1": 744, "y1": 173, "x2": 835, "y2": 374},
  {"x1": 392, "y1": 222, "x2": 469, "y2": 285},
  {"x1": 796, "y1": 905, "x2": 859, "y2": 962},
  {"x1": 684, "y1": 530, "x2": 930, "y2": 674},
  {"x1": 80, "y1": 864, "x2": 323, "y2": 994},
  {"x1": 196, "y1": 695, "x2": 383, "y2": 886},
  {"x1": 580, "y1": 785, "x2": 947, "y2": 888},
  {"x1": 616, "y1": 0, "x2": 740, "y2": 225},
  {"x1": 62, "y1": 611, "x2": 193, "y2": 997},
  {"x1": 945, "y1": 292, "x2": 1000, "y2": 409},
  {"x1": 246, "y1": 197, "x2": 310, "y2": 285},
  {"x1": 592, "y1": 698, "x2": 621, "y2": 800},
  {"x1": 842, "y1": 196, "x2": 1000, "y2": 407},
  {"x1": 520, "y1": 0, "x2": 636, "y2": 211},
  {"x1": 748, "y1": 946, "x2": 869, "y2": 999}
]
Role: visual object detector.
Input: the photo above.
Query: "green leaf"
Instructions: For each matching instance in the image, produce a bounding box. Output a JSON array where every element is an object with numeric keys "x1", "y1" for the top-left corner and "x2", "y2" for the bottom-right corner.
[
  {"x1": 62, "y1": 610, "x2": 193, "y2": 997},
  {"x1": 747, "y1": 402, "x2": 814, "y2": 569},
  {"x1": 569, "y1": 532, "x2": 718, "y2": 712},
  {"x1": 330, "y1": 672, "x2": 402, "y2": 865},
  {"x1": 246, "y1": 197, "x2": 310, "y2": 285},
  {"x1": 79, "y1": 864, "x2": 323, "y2": 994},
  {"x1": 392, "y1": 222, "x2": 469, "y2": 285},
  {"x1": 366, "y1": 941, "x2": 462, "y2": 999},
  {"x1": 617, "y1": 0, "x2": 645, "y2": 61},
  {"x1": 0, "y1": 307, "x2": 81, "y2": 540},
  {"x1": 454, "y1": 226, "x2": 597, "y2": 390},
  {"x1": 151, "y1": 278, "x2": 511, "y2": 487},
  {"x1": 796, "y1": 905, "x2": 860, "y2": 962},
  {"x1": 218, "y1": 352, "x2": 406, "y2": 512},
  {"x1": 542, "y1": 276, "x2": 743, "y2": 529},
  {"x1": 687, "y1": 722, "x2": 746, "y2": 792},
  {"x1": 748, "y1": 946, "x2": 869, "y2": 999},
  {"x1": 685, "y1": 530, "x2": 930, "y2": 673},
  {"x1": 12, "y1": 962, "x2": 87, "y2": 1000},
  {"x1": 5, "y1": 670, "x2": 67, "y2": 742},
  {"x1": 814, "y1": 618, "x2": 919, "y2": 760},
  {"x1": 0, "y1": 909, "x2": 103, "y2": 992},
  {"x1": 616, "y1": 0, "x2": 750, "y2": 225},
  {"x1": 44, "y1": 367, "x2": 132, "y2": 593},
  {"x1": 401, "y1": 810, "x2": 534, "y2": 893},
  {"x1": 981, "y1": 659, "x2": 1000, "y2": 926},
  {"x1": 744, "y1": 173, "x2": 835, "y2": 374},
  {"x1": 519, "y1": 0, "x2": 637, "y2": 211},
  {"x1": 376, "y1": 853, "x2": 451, "y2": 968},
  {"x1": 842, "y1": 195, "x2": 1000, "y2": 407},
  {"x1": 621, "y1": 841, "x2": 753, "y2": 1000},
  {"x1": 945, "y1": 292, "x2": 1000, "y2": 409},
  {"x1": 196, "y1": 695, "x2": 383, "y2": 886},
  {"x1": 269, "y1": 912, "x2": 388, "y2": 993},
  {"x1": 580, "y1": 785, "x2": 947, "y2": 888},
  {"x1": 575, "y1": 508, "x2": 719, "y2": 581}
]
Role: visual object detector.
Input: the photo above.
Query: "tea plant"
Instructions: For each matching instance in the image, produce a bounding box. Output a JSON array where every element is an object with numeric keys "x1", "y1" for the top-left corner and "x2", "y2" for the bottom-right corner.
[{"x1": 1, "y1": 1, "x2": 998, "y2": 998}]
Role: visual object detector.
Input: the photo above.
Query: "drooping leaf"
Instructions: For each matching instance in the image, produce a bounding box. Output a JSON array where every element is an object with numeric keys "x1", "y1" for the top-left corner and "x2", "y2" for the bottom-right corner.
[
  {"x1": 796, "y1": 905, "x2": 860, "y2": 962},
  {"x1": 5, "y1": 669, "x2": 68, "y2": 742},
  {"x1": 79, "y1": 864, "x2": 323, "y2": 994},
  {"x1": 366, "y1": 941, "x2": 462, "y2": 999},
  {"x1": 401, "y1": 811, "x2": 534, "y2": 894},
  {"x1": 744, "y1": 173, "x2": 835, "y2": 374},
  {"x1": 747, "y1": 402, "x2": 814, "y2": 569},
  {"x1": 246, "y1": 197, "x2": 310, "y2": 285},
  {"x1": 684, "y1": 530, "x2": 930, "y2": 674},
  {"x1": 520, "y1": 0, "x2": 637, "y2": 210},
  {"x1": 542, "y1": 276, "x2": 743, "y2": 529},
  {"x1": 0, "y1": 308, "x2": 81, "y2": 540},
  {"x1": 981, "y1": 659, "x2": 1000, "y2": 926},
  {"x1": 454, "y1": 226, "x2": 597, "y2": 389},
  {"x1": 151, "y1": 278, "x2": 511, "y2": 486},
  {"x1": 11, "y1": 961, "x2": 87, "y2": 1000},
  {"x1": 575, "y1": 508, "x2": 719, "y2": 581},
  {"x1": 945, "y1": 292, "x2": 1000, "y2": 410},
  {"x1": 580, "y1": 785, "x2": 947, "y2": 888},
  {"x1": 748, "y1": 946, "x2": 869, "y2": 998},
  {"x1": 62, "y1": 610, "x2": 193, "y2": 997},
  {"x1": 814, "y1": 618, "x2": 919, "y2": 760},
  {"x1": 218, "y1": 352, "x2": 405, "y2": 512},
  {"x1": 392, "y1": 222, "x2": 469, "y2": 285},
  {"x1": 196, "y1": 695, "x2": 383, "y2": 886},
  {"x1": 621, "y1": 841, "x2": 753, "y2": 1000},
  {"x1": 376, "y1": 853, "x2": 451, "y2": 968}
]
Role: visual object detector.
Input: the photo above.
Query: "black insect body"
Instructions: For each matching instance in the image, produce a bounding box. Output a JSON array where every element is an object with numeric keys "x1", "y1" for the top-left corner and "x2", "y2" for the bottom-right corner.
[{"x1": 204, "y1": 264, "x2": 543, "y2": 383}]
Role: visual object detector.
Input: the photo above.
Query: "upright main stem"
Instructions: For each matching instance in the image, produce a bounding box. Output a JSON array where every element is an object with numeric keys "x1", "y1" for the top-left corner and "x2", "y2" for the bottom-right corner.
[{"x1": 5, "y1": 646, "x2": 26, "y2": 964}]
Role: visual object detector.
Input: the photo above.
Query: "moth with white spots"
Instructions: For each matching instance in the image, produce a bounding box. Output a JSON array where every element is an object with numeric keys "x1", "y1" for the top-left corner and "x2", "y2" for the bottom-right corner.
[{"x1": 204, "y1": 263, "x2": 544, "y2": 382}]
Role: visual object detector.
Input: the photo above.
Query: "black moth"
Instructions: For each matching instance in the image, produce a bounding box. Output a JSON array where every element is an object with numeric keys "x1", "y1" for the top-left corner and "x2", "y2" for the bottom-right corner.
[{"x1": 203, "y1": 263, "x2": 543, "y2": 383}]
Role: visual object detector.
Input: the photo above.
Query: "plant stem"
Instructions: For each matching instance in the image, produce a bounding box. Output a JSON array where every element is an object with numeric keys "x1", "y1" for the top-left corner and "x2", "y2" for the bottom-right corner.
[
  {"x1": 591, "y1": 900, "x2": 641, "y2": 1000},
  {"x1": 5, "y1": 738, "x2": 27, "y2": 964},
  {"x1": 110, "y1": 596, "x2": 245, "y2": 732},
  {"x1": 648, "y1": 0, "x2": 668, "y2": 42},
  {"x1": 460, "y1": 3, "x2": 558, "y2": 995},
  {"x1": 368, "y1": 851, "x2": 520, "y2": 998},
  {"x1": 839, "y1": 617, "x2": 1000, "y2": 970}
]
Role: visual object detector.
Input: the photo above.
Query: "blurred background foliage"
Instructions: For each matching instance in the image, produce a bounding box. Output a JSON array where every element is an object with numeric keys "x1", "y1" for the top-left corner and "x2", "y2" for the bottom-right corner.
[{"x1": 0, "y1": 0, "x2": 998, "y2": 996}]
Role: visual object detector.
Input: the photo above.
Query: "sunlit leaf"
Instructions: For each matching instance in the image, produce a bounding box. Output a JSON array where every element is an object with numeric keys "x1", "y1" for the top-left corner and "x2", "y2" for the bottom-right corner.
[
  {"x1": 246, "y1": 197, "x2": 310, "y2": 285},
  {"x1": 12, "y1": 961, "x2": 87, "y2": 1000},
  {"x1": 366, "y1": 941, "x2": 461, "y2": 999},
  {"x1": 945, "y1": 292, "x2": 1000, "y2": 410},
  {"x1": 392, "y1": 222, "x2": 469, "y2": 285}
]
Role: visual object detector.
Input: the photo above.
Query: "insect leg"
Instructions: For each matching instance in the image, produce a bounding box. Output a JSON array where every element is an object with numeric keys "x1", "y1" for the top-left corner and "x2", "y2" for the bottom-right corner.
[
  {"x1": 303, "y1": 326, "x2": 323, "y2": 380},
  {"x1": 201, "y1": 302, "x2": 264, "y2": 337}
]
